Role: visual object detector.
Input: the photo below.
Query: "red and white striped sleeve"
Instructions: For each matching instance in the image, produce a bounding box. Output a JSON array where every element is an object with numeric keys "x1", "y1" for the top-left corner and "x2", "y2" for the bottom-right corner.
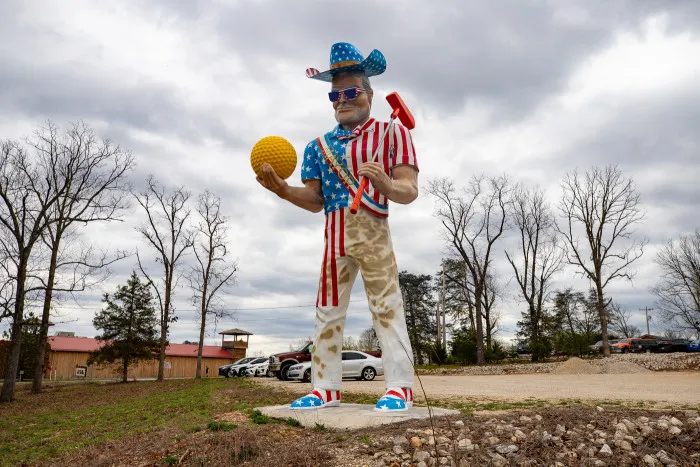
[{"x1": 390, "y1": 123, "x2": 418, "y2": 171}]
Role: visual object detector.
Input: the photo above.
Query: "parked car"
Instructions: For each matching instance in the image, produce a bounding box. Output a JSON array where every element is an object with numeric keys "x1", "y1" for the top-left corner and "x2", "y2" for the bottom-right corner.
[
  {"x1": 268, "y1": 340, "x2": 382, "y2": 380},
  {"x1": 245, "y1": 359, "x2": 271, "y2": 377},
  {"x1": 687, "y1": 340, "x2": 700, "y2": 352},
  {"x1": 218, "y1": 357, "x2": 258, "y2": 377},
  {"x1": 590, "y1": 339, "x2": 620, "y2": 352},
  {"x1": 268, "y1": 341, "x2": 314, "y2": 381},
  {"x1": 287, "y1": 350, "x2": 384, "y2": 382},
  {"x1": 221, "y1": 357, "x2": 267, "y2": 377},
  {"x1": 668, "y1": 339, "x2": 692, "y2": 352},
  {"x1": 611, "y1": 338, "x2": 642, "y2": 353},
  {"x1": 629, "y1": 339, "x2": 659, "y2": 353},
  {"x1": 233, "y1": 357, "x2": 268, "y2": 377}
]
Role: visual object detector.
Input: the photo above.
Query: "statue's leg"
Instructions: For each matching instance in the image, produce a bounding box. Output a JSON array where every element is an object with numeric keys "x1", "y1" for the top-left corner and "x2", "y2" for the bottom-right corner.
[
  {"x1": 290, "y1": 208, "x2": 358, "y2": 410},
  {"x1": 346, "y1": 208, "x2": 415, "y2": 412}
]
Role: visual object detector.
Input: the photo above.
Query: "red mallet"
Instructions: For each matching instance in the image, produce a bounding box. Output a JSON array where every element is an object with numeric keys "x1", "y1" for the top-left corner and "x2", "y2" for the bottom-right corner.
[{"x1": 350, "y1": 92, "x2": 415, "y2": 214}]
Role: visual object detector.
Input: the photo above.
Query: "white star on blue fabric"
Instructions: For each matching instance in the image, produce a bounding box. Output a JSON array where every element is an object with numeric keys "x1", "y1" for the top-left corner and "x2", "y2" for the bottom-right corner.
[{"x1": 299, "y1": 126, "x2": 355, "y2": 214}]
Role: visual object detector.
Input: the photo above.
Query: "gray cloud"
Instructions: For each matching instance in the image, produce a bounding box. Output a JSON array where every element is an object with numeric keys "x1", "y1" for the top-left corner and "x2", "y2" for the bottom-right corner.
[{"x1": 196, "y1": 1, "x2": 684, "y2": 121}]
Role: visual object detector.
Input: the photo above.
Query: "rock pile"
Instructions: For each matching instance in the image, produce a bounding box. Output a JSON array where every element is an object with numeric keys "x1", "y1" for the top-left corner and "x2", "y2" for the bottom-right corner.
[
  {"x1": 417, "y1": 353, "x2": 700, "y2": 376},
  {"x1": 552, "y1": 357, "x2": 603, "y2": 375},
  {"x1": 596, "y1": 360, "x2": 652, "y2": 374},
  {"x1": 367, "y1": 409, "x2": 700, "y2": 467}
]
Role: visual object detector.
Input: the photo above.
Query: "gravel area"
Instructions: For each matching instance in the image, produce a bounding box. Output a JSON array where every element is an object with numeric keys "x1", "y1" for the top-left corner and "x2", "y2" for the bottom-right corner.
[
  {"x1": 342, "y1": 406, "x2": 700, "y2": 467},
  {"x1": 256, "y1": 354, "x2": 700, "y2": 405},
  {"x1": 260, "y1": 372, "x2": 700, "y2": 405},
  {"x1": 417, "y1": 353, "x2": 700, "y2": 376}
]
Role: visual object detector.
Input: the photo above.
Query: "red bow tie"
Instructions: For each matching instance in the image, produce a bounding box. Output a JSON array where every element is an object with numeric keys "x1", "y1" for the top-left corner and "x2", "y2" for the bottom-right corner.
[{"x1": 337, "y1": 127, "x2": 362, "y2": 140}]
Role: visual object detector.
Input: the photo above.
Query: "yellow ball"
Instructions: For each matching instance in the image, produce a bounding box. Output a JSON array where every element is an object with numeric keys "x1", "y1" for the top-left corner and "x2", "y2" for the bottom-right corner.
[{"x1": 250, "y1": 136, "x2": 297, "y2": 180}]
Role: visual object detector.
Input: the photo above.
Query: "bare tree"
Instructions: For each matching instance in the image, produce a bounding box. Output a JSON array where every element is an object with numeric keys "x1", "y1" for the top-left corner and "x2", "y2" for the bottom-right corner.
[
  {"x1": 188, "y1": 190, "x2": 238, "y2": 379},
  {"x1": 556, "y1": 165, "x2": 647, "y2": 357},
  {"x1": 505, "y1": 184, "x2": 564, "y2": 361},
  {"x1": 343, "y1": 336, "x2": 359, "y2": 350},
  {"x1": 0, "y1": 138, "x2": 67, "y2": 402},
  {"x1": 0, "y1": 246, "x2": 14, "y2": 323},
  {"x1": 134, "y1": 175, "x2": 195, "y2": 381},
  {"x1": 23, "y1": 121, "x2": 134, "y2": 394},
  {"x1": 358, "y1": 327, "x2": 379, "y2": 351},
  {"x1": 651, "y1": 229, "x2": 700, "y2": 336},
  {"x1": 607, "y1": 301, "x2": 641, "y2": 338},
  {"x1": 482, "y1": 272, "x2": 502, "y2": 348},
  {"x1": 426, "y1": 174, "x2": 511, "y2": 365}
]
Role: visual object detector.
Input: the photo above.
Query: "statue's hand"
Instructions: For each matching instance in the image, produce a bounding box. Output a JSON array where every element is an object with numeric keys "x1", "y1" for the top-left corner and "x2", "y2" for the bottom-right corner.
[
  {"x1": 257, "y1": 163, "x2": 290, "y2": 199},
  {"x1": 358, "y1": 162, "x2": 393, "y2": 197}
]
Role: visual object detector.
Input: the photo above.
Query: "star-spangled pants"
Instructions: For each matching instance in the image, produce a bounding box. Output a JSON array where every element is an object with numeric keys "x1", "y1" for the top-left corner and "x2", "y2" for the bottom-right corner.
[{"x1": 310, "y1": 206, "x2": 415, "y2": 391}]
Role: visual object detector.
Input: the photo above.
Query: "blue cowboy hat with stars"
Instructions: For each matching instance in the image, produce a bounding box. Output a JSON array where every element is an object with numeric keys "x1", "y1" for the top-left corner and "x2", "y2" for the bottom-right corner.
[{"x1": 306, "y1": 42, "x2": 386, "y2": 82}]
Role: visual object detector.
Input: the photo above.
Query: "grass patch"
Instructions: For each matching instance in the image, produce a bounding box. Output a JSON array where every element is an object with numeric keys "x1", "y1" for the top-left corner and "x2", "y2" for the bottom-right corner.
[
  {"x1": 207, "y1": 420, "x2": 237, "y2": 431},
  {"x1": 284, "y1": 417, "x2": 301, "y2": 427},
  {"x1": 248, "y1": 409, "x2": 270, "y2": 425},
  {"x1": 341, "y1": 391, "x2": 378, "y2": 405},
  {"x1": 161, "y1": 455, "x2": 179, "y2": 465},
  {"x1": 0, "y1": 378, "x2": 228, "y2": 466},
  {"x1": 330, "y1": 434, "x2": 349, "y2": 443}
]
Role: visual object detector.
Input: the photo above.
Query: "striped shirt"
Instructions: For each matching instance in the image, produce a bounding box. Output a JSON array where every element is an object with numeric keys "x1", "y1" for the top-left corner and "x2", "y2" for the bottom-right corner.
[{"x1": 301, "y1": 117, "x2": 418, "y2": 217}]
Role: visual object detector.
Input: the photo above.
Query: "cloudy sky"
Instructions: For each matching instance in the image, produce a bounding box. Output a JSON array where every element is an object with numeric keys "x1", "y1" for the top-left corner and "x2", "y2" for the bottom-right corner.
[{"x1": 1, "y1": 0, "x2": 699, "y2": 356}]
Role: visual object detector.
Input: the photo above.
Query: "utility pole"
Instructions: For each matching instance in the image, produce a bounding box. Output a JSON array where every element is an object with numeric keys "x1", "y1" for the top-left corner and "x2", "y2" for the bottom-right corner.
[
  {"x1": 640, "y1": 306, "x2": 654, "y2": 335},
  {"x1": 436, "y1": 301, "x2": 441, "y2": 347},
  {"x1": 441, "y1": 262, "x2": 446, "y2": 347}
]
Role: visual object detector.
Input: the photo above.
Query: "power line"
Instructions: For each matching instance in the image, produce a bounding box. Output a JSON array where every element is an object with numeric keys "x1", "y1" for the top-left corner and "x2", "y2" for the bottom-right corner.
[{"x1": 43, "y1": 298, "x2": 368, "y2": 312}]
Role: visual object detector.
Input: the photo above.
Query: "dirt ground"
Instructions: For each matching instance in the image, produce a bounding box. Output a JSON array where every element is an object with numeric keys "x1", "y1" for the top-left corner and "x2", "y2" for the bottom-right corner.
[
  {"x1": 5, "y1": 376, "x2": 699, "y2": 466},
  {"x1": 258, "y1": 372, "x2": 700, "y2": 405}
]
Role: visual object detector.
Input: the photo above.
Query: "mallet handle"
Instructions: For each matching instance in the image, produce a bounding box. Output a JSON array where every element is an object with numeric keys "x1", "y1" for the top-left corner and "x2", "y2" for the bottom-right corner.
[{"x1": 349, "y1": 113, "x2": 397, "y2": 214}]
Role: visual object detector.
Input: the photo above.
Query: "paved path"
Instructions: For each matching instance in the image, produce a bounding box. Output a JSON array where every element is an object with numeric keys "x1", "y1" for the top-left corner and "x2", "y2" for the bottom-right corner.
[{"x1": 256, "y1": 372, "x2": 700, "y2": 405}]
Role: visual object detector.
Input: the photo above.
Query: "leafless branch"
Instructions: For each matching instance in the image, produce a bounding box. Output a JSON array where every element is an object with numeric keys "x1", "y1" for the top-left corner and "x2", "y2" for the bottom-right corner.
[
  {"x1": 187, "y1": 190, "x2": 238, "y2": 378},
  {"x1": 504, "y1": 183, "x2": 564, "y2": 360},
  {"x1": 426, "y1": 174, "x2": 512, "y2": 364},
  {"x1": 132, "y1": 175, "x2": 195, "y2": 381},
  {"x1": 651, "y1": 229, "x2": 700, "y2": 336},
  {"x1": 555, "y1": 165, "x2": 647, "y2": 356}
]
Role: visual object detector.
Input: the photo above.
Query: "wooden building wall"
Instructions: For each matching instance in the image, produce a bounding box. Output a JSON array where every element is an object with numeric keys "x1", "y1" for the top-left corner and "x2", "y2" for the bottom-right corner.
[{"x1": 47, "y1": 351, "x2": 237, "y2": 380}]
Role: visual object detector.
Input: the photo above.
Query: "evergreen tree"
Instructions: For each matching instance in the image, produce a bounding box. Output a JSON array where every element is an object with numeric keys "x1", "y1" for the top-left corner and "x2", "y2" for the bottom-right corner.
[
  {"x1": 398, "y1": 270, "x2": 436, "y2": 365},
  {"x1": 88, "y1": 271, "x2": 160, "y2": 382},
  {"x1": 0, "y1": 312, "x2": 49, "y2": 380}
]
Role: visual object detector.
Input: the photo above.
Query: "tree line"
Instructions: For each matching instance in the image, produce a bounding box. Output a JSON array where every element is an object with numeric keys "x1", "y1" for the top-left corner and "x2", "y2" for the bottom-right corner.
[
  {"x1": 415, "y1": 168, "x2": 698, "y2": 365},
  {"x1": 0, "y1": 121, "x2": 238, "y2": 402}
]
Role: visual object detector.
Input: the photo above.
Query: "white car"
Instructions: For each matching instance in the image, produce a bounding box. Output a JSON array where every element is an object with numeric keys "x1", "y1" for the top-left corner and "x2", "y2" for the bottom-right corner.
[
  {"x1": 245, "y1": 360, "x2": 270, "y2": 377},
  {"x1": 219, "y1": 357, "x2": 258, "y2": 377},
  {"x1": 287, "y1": 350, "x2": 383, "y2": 382},
  {"x1": 226, "y1": 357, "x2": 267, "y2": 377}
]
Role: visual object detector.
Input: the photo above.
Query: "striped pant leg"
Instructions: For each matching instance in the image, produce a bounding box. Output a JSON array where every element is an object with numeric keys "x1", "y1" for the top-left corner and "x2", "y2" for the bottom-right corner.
[
  {"x1": 365, "y1": 252, "x2": 415, "y2": 389},
  {"x1": 311, "y1": 208, "x2": 359, "y2": 391},
  {"x1": 350, "y1": 210, "x2": 415, "y2": 389}
]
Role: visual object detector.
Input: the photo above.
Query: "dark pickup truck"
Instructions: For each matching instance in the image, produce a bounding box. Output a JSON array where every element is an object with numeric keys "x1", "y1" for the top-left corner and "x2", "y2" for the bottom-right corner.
[
  {"x1": 268, "y1": 340, "x2": 382, "y2": 380},
  {"x1": 629, "y1": 339, "x2": 659, "y2": 353}
]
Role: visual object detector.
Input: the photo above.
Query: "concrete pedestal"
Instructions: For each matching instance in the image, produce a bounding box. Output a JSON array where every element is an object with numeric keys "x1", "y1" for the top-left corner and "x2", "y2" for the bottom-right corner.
[{"x1": 254, "y1": 403, "x2": 460, "y2": 430}]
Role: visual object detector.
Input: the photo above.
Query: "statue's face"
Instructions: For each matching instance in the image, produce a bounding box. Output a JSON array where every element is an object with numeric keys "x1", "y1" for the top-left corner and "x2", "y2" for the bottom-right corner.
[{"x1": 331, "y1": 73, "x2": 372, "y2": 129}]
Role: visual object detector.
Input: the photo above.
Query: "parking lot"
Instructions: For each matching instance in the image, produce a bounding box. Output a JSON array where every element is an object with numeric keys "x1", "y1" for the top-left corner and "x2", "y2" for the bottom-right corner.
[{"x1": 257, "y1": 372, "x2": 700, "y2": 405}]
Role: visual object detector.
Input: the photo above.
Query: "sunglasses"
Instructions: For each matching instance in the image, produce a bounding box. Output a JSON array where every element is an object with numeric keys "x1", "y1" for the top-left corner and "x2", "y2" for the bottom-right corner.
[{"x1": 328, "y1": 87, "x2": 366, "y2": 102}]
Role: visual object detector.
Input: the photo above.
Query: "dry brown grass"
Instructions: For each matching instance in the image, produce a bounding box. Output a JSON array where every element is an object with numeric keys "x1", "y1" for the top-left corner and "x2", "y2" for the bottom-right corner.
[{"x1": 3, "y1": 377, "x2": 699, "y2": 466}]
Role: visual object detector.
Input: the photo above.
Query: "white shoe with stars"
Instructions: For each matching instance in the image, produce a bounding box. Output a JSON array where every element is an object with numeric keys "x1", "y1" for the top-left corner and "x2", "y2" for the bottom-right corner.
[
  {"x1": 289, "y1": 389, "x2": 341, "y2": 409},
  {"x1": 374, "y1": 387, "x2": 413, "y2": 412}
]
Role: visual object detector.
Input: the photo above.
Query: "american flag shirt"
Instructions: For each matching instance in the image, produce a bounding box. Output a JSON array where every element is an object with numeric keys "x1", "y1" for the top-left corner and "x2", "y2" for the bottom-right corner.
[{"x1": 301, "y1": 117, "x2": 418, "y2": 217}]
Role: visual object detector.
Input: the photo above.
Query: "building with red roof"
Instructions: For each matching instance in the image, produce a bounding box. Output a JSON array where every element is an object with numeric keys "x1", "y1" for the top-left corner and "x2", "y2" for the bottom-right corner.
[{"x1": 40, "y1": 328, "x2": 252, "y2": 380}]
